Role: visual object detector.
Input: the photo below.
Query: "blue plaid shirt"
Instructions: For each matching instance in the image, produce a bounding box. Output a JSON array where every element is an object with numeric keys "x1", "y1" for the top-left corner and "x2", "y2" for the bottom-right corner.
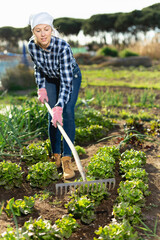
[{"x1": 28, "y1": 36, "x2": 76, "y2": 108}]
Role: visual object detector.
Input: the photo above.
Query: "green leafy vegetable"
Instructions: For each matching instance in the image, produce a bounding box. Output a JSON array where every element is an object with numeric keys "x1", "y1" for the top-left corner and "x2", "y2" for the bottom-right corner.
[
  {"x1": 27, "y1": 161, "x2": 59, "y2": 188},
  {"x1": 65, "y1": 195, "x2": 95, "y2": 224},
  {"x1": 87, "y1": 154, "x2": 115, "y2": 179},
  {"x1": 55, "y1": 214, "x2": 79, "y2": 239},
  {"x1": 5, "y1": 196, "x2": 35, "y2": 217},
  {"x1": 21, "y1": 216, "x2": 62, "y2": 239},
  {"x1": 121, "y1": 149, "x2": 146, "y2": 164},
  {"x1": 122, "y1": 167, "x2": 149, "y2": 182},
  {"x1": 113, "y1": 202, "x2": 142, "y2": 225},
  {"x1": 22, "y1": 140, "x2": 50, "y2": 165},
  {"x1": 0, "y1": 161, "x2": 23, "y2": 189},
  {"x1": 94, "y1": 219, "x2": 139, "y2": 240}
]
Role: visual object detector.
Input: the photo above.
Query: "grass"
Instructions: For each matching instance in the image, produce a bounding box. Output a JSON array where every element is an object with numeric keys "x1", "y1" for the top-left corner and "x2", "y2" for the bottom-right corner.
[{"x1": 80, "y1": 65, "x2": 160, "y2": 89}]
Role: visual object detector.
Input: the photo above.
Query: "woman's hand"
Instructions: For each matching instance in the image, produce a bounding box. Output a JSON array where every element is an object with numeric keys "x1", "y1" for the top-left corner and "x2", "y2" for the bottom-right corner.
[
  {"x1": 38, "y1": 88, "x2": 48, "y2": 103},
  {"x1": 51, "y1": 106, "x2": 63, "y2": 127}
]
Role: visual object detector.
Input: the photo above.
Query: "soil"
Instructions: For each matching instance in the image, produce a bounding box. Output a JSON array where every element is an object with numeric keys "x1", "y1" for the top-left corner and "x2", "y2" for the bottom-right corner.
[{"x1": 0, "y1": 89, "x2": 160, "y2": 239}]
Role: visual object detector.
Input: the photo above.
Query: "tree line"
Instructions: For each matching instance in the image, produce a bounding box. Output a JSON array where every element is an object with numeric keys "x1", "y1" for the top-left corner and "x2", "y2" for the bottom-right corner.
[{"x1": 0, "y1": 3, "x2": 160, "y2": 49}]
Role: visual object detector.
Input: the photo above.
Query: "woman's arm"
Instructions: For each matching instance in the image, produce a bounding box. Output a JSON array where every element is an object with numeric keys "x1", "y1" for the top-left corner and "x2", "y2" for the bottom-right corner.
[{"x1": 55, "y1": 46, "x2": 73, "y2": 108}]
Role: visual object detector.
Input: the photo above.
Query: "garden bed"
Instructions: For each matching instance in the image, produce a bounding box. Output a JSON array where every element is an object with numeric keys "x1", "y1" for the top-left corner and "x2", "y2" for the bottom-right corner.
[
  {"x1": 0, "y1": 86, "x2": 160, "y2": 239},
  {"x1": 0, "y1": 120, "x2": 160, "y2": 239}
]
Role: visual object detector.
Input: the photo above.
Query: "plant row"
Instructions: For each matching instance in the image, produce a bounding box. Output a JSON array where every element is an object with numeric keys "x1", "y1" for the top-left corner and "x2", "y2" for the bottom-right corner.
[{"x1": 94, "y1": 149, "x2": 150, "y2": 240}]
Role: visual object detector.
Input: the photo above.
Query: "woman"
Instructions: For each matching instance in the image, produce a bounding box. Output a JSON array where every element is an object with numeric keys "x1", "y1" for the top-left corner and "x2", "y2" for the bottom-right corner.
[{"x1": 28, "y1": 12, "x2": 82, "y2": 180}]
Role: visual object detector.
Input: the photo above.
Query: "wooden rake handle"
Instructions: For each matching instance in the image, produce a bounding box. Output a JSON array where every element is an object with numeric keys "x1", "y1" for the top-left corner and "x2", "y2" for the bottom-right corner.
[{"x1": 44, "y1": 100, "x2": 86, "y2": 181}]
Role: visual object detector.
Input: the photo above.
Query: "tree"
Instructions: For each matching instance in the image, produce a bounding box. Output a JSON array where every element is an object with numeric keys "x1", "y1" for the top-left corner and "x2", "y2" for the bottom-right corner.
[
  {"x1": 54, "y1": 17, "x2": 84, "y2": 36},
  {"x1": 0, "y1": 27, "x2": 18, "y2": 47},
  {"x1": 82, "y1": 13, "x2": 119, "y2": 44}
]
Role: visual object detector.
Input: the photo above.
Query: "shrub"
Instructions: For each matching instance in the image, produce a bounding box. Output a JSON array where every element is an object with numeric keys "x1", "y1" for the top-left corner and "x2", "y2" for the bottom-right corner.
[
  {"x1": 119, "y1": 49, "x2": 139, "y2": 58},
  {"x1": 1, "y1": 64, "x2": 36, "y2": 91},
  {"x1": 97, "y1": 46, "x2": 118, "y2": 57}
]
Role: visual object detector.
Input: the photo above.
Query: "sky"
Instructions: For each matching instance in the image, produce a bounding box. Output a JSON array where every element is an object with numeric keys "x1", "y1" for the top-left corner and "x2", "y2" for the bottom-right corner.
[{"x1": 1, "y1": 0, "x2": 160, "y2": 28}]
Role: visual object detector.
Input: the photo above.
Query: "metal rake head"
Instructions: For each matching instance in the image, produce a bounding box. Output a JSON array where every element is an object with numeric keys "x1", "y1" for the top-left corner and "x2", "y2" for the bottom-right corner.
[{"x1": 55, "y1": 178, "x2": 116, "y2": 196}]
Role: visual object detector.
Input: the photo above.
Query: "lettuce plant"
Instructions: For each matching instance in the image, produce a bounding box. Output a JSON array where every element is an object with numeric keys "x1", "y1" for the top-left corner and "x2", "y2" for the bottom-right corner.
[
  {"x1": 75, "y1": 125, "x2": 109, "y2": 144},
  {"x1": 55, "y1": 214, "x2": 79, "y2": 239},
  {"x1": 65, "y1": 195, "x2": 95, "y2": 224},
  {"x1": 119, "y1": 158, "x2": 146, "y2": 173},
  {"x1": 75, "y1": 145, "x2": 86, "y2": 156},
  {"x1": 27, "y1": 162, "x2": 59, "y2": 188},
  {"x1": 113, "y1": 202, "x2": 142, "y2": 225},
  {"x1": 5, "y1": 196, "x2": 35, "y2": 217},
  {"x1": 21, "y1": 216, "x2": 62, "y2": 239},
  {"x1": 118, "y1": 179, "x2": 150, "y2": 196},
  {"x1": 0, "y1": 161, "x2": 23, "y2": 189},
  {"x1": 122, "y1": 168, "x2": 148, "y2": 183},
  {"x1": 121, "y1": 149, "x2": 146, "y2": 164},
  {"x1": 117, "y1": 179, "x2": 150, "y2": 207},
  {"x1": 75, "y1": 107, "x2": 113, "y2": 129},
  {"x1": 22, "y1": 140, "x2": 49, "y2": 165},
  {"x1": 94, "y1": 219, "x2": 139, "y2": 240},
  {"x1": 96, "y1": 145, "x2": 120, "y2": 161},
  {"x1": 87, "y1": 154, "x2": 115, "y2": 179}
]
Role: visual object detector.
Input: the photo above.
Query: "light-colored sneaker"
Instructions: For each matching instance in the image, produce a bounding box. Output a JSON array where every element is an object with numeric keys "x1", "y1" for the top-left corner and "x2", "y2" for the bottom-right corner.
[
  {"x1": 61, "y1": 156, "x2": 75, "y2": 180},
  {"x1": 51, "y1": 153, "x2": 61, "y2": 168}
]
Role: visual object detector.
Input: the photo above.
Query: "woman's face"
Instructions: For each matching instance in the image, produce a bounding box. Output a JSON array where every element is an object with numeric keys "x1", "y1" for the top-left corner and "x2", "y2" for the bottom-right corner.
[{"x1": 33, "y1": 24, "x2": 52, "y2": 49}]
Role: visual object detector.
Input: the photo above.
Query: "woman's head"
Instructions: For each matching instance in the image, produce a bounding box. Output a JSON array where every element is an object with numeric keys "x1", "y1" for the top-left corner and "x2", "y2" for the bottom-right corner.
[{"x1": 29, "y1": 12, "x2": 57, "y2": 49}]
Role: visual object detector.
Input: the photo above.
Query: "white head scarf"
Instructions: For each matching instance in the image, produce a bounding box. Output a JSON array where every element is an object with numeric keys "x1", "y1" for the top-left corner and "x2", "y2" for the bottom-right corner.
[
  {"x1": 29, "y1": 12, "x2": 54, "y2": 30},
  {"x1": 29, "y1": 12, "x2": 59, "y2": 37}
]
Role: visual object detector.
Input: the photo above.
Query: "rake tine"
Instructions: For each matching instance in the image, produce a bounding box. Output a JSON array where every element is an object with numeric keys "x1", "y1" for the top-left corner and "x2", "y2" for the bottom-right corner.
[
  {"x1": 55, "y1": 178, "x2": 116, "y2": 196},
  {"x1": 60, "y1": 186, "x2": 63, "y2": 196},
  {"x1": 65, "y1": 185, "x2": 68, "y2": 195}
]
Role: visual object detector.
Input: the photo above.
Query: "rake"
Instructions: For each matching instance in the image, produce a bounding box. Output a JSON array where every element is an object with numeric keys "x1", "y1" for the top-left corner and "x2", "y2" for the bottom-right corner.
[{"x1": 44, "y1": 101, "x2": 115, "y2": 195}]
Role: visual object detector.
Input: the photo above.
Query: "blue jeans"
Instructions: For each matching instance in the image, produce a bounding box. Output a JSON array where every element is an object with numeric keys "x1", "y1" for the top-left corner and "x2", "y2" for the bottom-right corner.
[{"x1": 45, "y1": 64, "x2": 81, "y2": 157}]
